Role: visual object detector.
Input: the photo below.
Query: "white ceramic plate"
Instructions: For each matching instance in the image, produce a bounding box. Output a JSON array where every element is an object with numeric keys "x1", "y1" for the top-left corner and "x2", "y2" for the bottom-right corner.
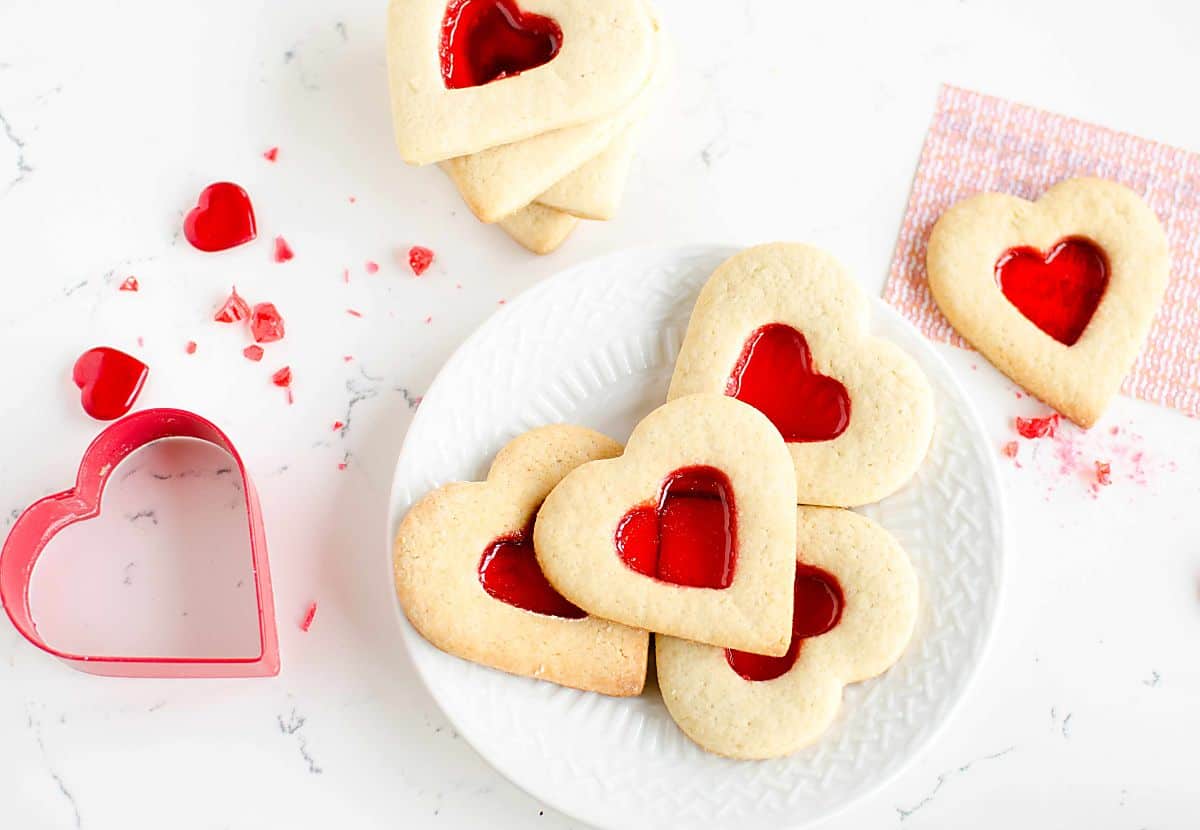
[{"x1": 386, "y1": 245, "x2": 1005, "y2": 830}]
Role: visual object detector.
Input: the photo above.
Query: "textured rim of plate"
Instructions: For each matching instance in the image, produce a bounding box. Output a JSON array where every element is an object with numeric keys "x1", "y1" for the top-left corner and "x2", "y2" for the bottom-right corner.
[{"x1": 384, "y1": 243, "x2": 1006, "y2": 830}]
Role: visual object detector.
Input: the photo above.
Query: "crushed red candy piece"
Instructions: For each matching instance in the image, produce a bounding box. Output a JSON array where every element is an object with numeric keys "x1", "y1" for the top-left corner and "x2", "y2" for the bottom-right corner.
[
  {"x1": 1095, "y1": 461, "x2": 1112, "y2": 486},
  {"x1": 300, "y1": 602, "x2": 317, "y2": 632},
  {"x1": 1002, "y1": 441, "x2": 1019, "y2": 459},
  {"x1": 342, "y1": 268, "x2": 350, "y2": 283},
  {"x1": 137, "y1": 336, "x2": 144, "y2": 348},
  {"x1": 408, "y1": 245, "x2": 434, "y2": 276},
  {"x1": 365, "y1": 260, "x2": 379, "y2": 275},
  {"x1": 332, "y1": 421, "x2": 344, "y2": 431},
  {"x1": 214, "y1": 287, "x2": 251, "y2": 323},
  {"x1": 1015, "y1": 413, "x2": 1060, "y2": 439},
  {"x1": 271, "y1": 366, "x2": 292, "y2": 387},
  {"x1": 423, "y1": 315, "x2": 432, "y2": 324},
  {"x1": 348, "y1": 196, "x2": 357, "y2": 204},
  {"x1": 263, "y1": 146, "x2": 279, "y2": 162},
  {"x1": 346, "y1": 309, "x2": 362, "y2": 318},
  {"x1": 119, "y1": 276, "x2": 139, "y2": 292},
  {"x1": 342, "y1": 355, "x2": 353, "y2": 362},
  {"x1": 185, "y1": 341, "x2": 197, "y2": 355},
  {"x1": 273, "y1": 236, "x2": 294, "y2": 263},
  {"x1": 243, "y1": 344, "x2": 264, "y2": 362},
  {"x1": 337, "y1": 461, "x2": 347, "y2": 471},
  {"x1": 250, "y1": 303, "x2": 285, "y2": 343}
]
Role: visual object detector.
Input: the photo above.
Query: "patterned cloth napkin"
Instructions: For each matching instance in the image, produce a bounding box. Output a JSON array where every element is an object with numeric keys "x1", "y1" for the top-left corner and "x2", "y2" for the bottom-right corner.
[{"x1": 884, "y1": 84, "x2": 1200, "y2": 419}]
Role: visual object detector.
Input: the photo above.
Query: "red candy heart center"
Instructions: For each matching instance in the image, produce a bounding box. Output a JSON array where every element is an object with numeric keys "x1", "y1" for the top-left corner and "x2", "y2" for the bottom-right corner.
[
  {"x1": 615, "y1": 466, "x2": 737, "y2": 589},
  {"x1": 995, "y1": 237, "x2": 1108, "y2": 346},
  {"x1": 479, "y1": 522, "x2": 585, "y2": 619},
  {"x1": 72, "y1": 347, "x2": 149, "y2": 421},
  {"x1": 183, "y1": 182, "x2": 258, "y2": 253},
  {"x1": 726, "y1": 324, "x2": 851, "y2": 443},
  {"x1": 440, "y1": 0, "x2": 563, "y2": 89},
  {"x1": 726, "y1": 564, "x2": 843, "y2": 682}
]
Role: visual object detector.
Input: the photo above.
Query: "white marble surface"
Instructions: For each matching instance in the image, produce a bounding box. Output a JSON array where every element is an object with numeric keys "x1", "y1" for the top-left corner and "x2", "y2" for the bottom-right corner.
[{"x1": 1, "y1": 0, "x2": 1198, "y2": 827}]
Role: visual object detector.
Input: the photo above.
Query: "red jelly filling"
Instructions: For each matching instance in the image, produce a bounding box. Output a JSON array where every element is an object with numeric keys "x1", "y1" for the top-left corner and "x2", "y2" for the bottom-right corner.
[
  {"x1": 726, "y1": 564, "x2": 844, "y2": 682},
  {"x1": 183, "y1": 182, "x2": 257, "y2": 252},
  {"x1": 72, "y1": 347, "x2": 149, "y2": 421},
  {"x1": 440, "y1": 0, "x2": 562, "y2": 89},
  {"x1": 995, "y1": 237, "x2": 1108, "y2": 346},
  {"x1": 615, "y1": 466, "x2": 737, "y2": 589},
  {"x1": 726, "y1": 324, "x2": 851, "y2": 443},
  {"x1": 479, "y1": 523, "x2": 586, "y2": 619}
]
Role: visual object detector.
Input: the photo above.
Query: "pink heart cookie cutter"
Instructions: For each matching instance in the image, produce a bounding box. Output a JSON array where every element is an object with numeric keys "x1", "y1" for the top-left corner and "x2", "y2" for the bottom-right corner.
[{"x1": 0, "y1": 408, "x2": 280, "y2": 677}]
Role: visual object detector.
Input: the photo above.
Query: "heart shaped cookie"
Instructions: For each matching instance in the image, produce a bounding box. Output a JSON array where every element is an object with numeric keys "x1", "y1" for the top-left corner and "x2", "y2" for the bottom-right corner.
[
  {"x1": 440, "y1": 24, "x2": 661, "y2": 223},
  {"x1": 668, "y1": 244, "x2": 935, "y2": 507},
  {"x1": 394, "y1": 425, "x2": 648, "y2": 695},
  {"x1": 386, "y1": 0, "x2": 657, "y2": 164},
  {"x1": 534, "y1": 394, "x2": 797, "y2": 656},
  {"x1": 926, "y1": 177, "x2": 1169, "y2": 427},
  {"x1": 657, "y1": 507, "x2": 918, "y2": 759},
  {"x1": 535, "y1": 122, "x2": 639, "y2": 220}
]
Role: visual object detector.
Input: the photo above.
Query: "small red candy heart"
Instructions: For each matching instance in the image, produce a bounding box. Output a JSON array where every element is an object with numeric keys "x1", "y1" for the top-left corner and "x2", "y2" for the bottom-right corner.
[
  {"x1": 72, "y1": 347, "x2": 148, "y2": 421},
  {"x1": 183, "y1": 182, "x2": 257, "y2": 252},
  {"x1": 995, "y1": 237, "x2": 1108, "y2": 346},
  {"x1": 615, "y1": 466, "x2": 737, "y2": 589},
  {"x1": 725, "y1": 564, "x2": 843, "y2": 682},
  {"x1": 479, "y1": 524, "x2": 585, "y2": 618},
  {"x1": 440, "y1": 0, "x2": 563, "y2": 89},
  {"x1": 726, "y1": 324, "x2": 851, "y2": 443}
]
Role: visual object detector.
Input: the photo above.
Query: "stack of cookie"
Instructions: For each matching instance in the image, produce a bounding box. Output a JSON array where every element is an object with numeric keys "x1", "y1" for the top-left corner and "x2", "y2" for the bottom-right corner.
[
  {"x1": 386, "y1": 0, "x2": 664, "y2": 254},
  {"x1": 395, "y1": 244, "x2": 938, "y2": 760}
]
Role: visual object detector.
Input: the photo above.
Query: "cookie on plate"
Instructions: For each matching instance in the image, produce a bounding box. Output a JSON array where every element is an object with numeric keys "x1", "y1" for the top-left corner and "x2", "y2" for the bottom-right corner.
[
  {"x1": 386, "y1": 0, "x2": 658, "y2": 164},
  {"x1": 394, "y1": 425, "x2": 648, "y2": 695},
  {"x1": 926, "y1": 177, "x2": 1169, "y2": 427},
  {"x1": 534, "y1": 394, "x2": 797, "y2": 656},
  {"x1": 668, "y1": 243, "x2": 934, "y2": 507},
  {"x1": 657, "y1": 507, "x2": 918, "y2": 759}
]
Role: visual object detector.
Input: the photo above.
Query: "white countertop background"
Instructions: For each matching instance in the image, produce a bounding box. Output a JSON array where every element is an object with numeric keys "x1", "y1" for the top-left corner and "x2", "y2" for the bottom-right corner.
[{"x1": 2, "y1": 0, "x2": 1199, "y2": 826}]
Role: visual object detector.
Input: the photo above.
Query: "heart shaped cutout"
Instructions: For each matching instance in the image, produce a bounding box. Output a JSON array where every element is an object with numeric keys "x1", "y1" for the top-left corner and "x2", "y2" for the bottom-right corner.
[
  {"x1": 441, "y1": 0, "x2": 562, "y2": 89},
  {"x1": 656, "y1": 508, "x2": 919, "y2": 759},
  {"x1": 725, "y1": 564, "x2": 843, "y2": 682},
  {"x1": 995, "y1": 237, "x2": 1108, "y2": 346},
  {"x1": 726, "y1": 324, "x2": 851, "y2": 442},
  {"x1": 0, "y1": 409, "x2": 279, "y2": 677},
  {"x1": 184, "y1": 182, "x2": 257, "y2": 252},
  {"x1": 927, "y1": 178, "x2": 1170, "y2": 427},
  {"x1": 615, "y1": 466, "x2": 736, "y2": 589},
  {"x1": 479, "y1": 522, "x2": 585, "y2": 618},
  {"x1": 535, "y1": 395, "x2": 796, "y2": 655},
  {"x1": 394, "y1": 425, "x2": 648, "y2": 695},
  {"x1": 386, "y1": 0, "x2": 657, "y2": 163},
  {"x1": 73, "y1": 347, "x2": 148, "y2": 421},
  {"x1": 669, "y1": 244, "x2": 934, "y2": 507}
]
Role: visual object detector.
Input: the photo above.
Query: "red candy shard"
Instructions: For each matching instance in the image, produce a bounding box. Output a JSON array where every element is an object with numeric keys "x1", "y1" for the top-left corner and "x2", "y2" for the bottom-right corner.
[
  {"x1": 479, "y1": 522, "x2": 586, "y2": 619},
  {"x1": 408, "y1": 245, "x2": 434, "y2": 276},
  {"x1": 271, "y1": 366, "x2": 292, "y2": 387},
  {"x1": 725, "y1": 565, "x2": 844, "y2": 682},
  {"x1": 1095, "y1": 460, "x2": 1112, "y2": 486},
  {"x1": 119, "y1": 276, "x2": 139, "y2": 292},
  {"x1": 1015, "y1": 413, "x2": 1060, "y2": 439},
  {"x1": 995, "y1": 237, "x2": 1108, "y2": 346},
  {"x1": 332, "y1": 421, "x2": 344, "y2": 431},
  {"x1": 346, "y1": 309, "x2": 363, "y2": 318},
  {"x1": 243, "y1": 344, "x2": 264, "y2": 362},
  {"x1": 263, "y1": 146, "x2": 279, "y2": 162},
  {"x1": 214, "y1": 286, "x2": 252, "y2": 323},
  {"x1": 72, "y1": 347, "x2": 149, "y2": 421},
  {"x1": 440, "y1": 0, "x2": 562, "y2": 89},
  {"x1": 726, "y1": 323, "x2": 851, "y2": 443},
  {"x1": 250, "y1": 303, "x2": 285, "y2": 343},
  {"x1": 273, "y1": 236, "x2": 294, "y2": 263},
  {"x1": 365, "y1": 260, "x2": 380, "y2": 275},
  {"x1": 1002, "y1": 440, "x2": 1019, "y2": 459},
  {"x1": 615, "y1": 466, "x2": 737, "y2": 589},
  {"x1": 300, "y1": 602, "x2": 317, "y2": 632},
  {"x1": 184, "y1": 182, "x2": 258, "y2": 252},
  {"x1": 185, "y1": 341, "x2": 197, "y2": 355}
]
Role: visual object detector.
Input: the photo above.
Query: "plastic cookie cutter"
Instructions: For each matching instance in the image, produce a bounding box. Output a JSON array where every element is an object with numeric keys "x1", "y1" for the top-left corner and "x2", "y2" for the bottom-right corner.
[{"x1": 0, "y1": 408, "x2": 280, "y2": 677}]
